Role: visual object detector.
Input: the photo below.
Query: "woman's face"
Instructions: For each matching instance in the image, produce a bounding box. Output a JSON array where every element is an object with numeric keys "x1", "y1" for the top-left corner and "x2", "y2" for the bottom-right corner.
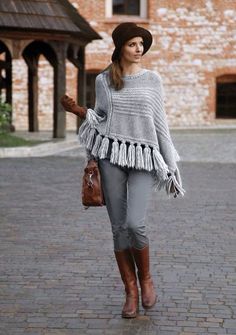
[{"x1": 120, "y1": 36, "x2": 144, "y2": 64}]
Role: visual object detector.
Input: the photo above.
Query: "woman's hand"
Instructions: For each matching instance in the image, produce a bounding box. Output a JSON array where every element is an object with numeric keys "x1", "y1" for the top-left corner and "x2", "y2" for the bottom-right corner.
[{"x1": 60, "y1": 95, "x2": 87, "y2": 119}]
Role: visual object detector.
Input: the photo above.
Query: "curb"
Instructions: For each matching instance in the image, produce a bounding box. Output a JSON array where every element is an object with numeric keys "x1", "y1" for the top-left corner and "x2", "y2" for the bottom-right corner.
[
  {"x1": 1, "y1": 127, "x2": 235, "y2": 159},
  {"x1": 0, "y1": 139, "x2": 81, "y2": 158}
]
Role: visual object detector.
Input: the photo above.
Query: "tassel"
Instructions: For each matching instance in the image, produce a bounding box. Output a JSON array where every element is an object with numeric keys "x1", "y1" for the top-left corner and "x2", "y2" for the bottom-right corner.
[
  {"x1": 86, "y1": 128, "x2": 97, "y2": 150},
  {"x1": 175, "y1": 166, "x2": 182, "y2": 188},
  {"x1": 165, "y1": 173, "x2": 185, "y2": 197},
  {"x1": 91, "y1": 133, "x2": 102, "y2": 157},
  {"x1": 110, "y1": 139, "x2": 119, "y2": 164},
  {"x1": 144, "y1": 145, "x2": 153, "y2": 171},
  {"x1": 78, "y1": 118, "x2": 88, "y2": 135},
  {"x1": 118, "y1": 140, "x2": 127, "y2": 167},
  {"x1": 98, "y1": 136, "x2": 110, "y2": 159},
  {"x1": 152, "y1": 148, "x2": 168, "y2": 180},
  {"x1": 135, "y1": 143, "x2": 144, "y2": 169},
  {"x1": 127, "y1": 142, "x2": 135, "y2": 168},
  {"x1": 156, "y1": 178, "x2": 165, "y2": 192},
  {"x1": 78, "y1": 108, "x2": 105, "y2": 144}
]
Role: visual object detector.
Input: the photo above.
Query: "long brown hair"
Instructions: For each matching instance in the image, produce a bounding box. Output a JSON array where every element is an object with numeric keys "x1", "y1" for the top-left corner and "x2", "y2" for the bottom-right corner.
[{"x1": 109, "y1": 60, "x2": 124, "y2": 91}]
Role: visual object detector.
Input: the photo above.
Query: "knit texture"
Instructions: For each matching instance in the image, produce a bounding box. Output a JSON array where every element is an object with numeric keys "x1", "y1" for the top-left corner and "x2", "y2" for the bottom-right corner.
[{"x1": 79, "y1": 69, "x2": 185, "y2": 197}]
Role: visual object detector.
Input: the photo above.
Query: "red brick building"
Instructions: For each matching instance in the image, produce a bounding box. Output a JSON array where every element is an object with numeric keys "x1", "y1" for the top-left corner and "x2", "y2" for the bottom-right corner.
[
  {"x1": 2, "y1": 0, "x2": 236, "y2": 133},
  {"x1": 74, "y1": 0, "x2": 236, "y2": 127}
]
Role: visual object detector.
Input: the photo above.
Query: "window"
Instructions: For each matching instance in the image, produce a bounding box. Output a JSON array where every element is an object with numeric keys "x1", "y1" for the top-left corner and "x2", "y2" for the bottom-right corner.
[
  {"x1": 216, "y1": 75, "x2": 236, "y2": 118},
  {"x1": 113, "y1": 0, "x2": 140, "y2": 15},
  {"x1": 106, "y1": 0, "x2": 147, "y2": 18}
]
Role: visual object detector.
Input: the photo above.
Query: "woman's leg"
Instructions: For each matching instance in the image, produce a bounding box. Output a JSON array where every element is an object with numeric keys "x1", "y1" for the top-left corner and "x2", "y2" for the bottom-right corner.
[
  {"x1": 98, "y1": 158, "x2": 130, "y2": 251},
  {"x1": 98, "y1": 159, "x2": 139, "y2": 318},
  {"x1": 126, "y1": 169, "x2": 153, "y2": 249},
  {"x1": 126, "y1": 169, "x2": 157, "y2": 309}
]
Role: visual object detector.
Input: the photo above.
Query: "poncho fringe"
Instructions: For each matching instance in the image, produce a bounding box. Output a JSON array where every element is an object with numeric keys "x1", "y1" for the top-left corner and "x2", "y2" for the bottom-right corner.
[{"x1": 78, "y1": 115, "x2": 185, "y2": 197}]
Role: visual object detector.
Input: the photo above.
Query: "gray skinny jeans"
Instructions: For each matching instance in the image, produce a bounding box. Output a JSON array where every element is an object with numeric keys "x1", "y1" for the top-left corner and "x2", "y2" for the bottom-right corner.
[{"x1": 98, "y1": 158, "x2": 154, "y2": 251}]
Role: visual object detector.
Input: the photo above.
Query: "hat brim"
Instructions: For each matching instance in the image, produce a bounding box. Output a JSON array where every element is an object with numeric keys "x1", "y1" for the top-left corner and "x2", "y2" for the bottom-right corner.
[{"x1": 111, "y1": 26, "x2": 152, "y2": 62}]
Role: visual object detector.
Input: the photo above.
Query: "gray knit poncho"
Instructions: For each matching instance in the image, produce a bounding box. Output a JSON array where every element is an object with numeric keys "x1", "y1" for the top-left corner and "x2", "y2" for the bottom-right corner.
[{"x1": 79, "y1": 68, "x2": 185, "y2": 197}]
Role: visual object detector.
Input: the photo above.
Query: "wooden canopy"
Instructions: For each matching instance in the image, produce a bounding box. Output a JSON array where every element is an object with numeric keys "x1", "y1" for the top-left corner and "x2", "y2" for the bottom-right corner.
[
  {"x1": 0, "y1": 0, "x2": 100, "y2": 41},
  {"x1": 0, "y1": 0, "x2": 101, "y2": 137}
]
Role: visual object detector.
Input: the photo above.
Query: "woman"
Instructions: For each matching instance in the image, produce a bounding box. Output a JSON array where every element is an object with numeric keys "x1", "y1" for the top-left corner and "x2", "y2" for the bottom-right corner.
[{"x1": 61, "y1": 22, "x2": 185, "y2": 318}]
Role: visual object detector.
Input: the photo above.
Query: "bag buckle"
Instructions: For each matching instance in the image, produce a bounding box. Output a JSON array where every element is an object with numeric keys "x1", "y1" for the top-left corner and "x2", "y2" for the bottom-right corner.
[{"x1": 87, "y1": 172, "x2": 94, "y2": 187}]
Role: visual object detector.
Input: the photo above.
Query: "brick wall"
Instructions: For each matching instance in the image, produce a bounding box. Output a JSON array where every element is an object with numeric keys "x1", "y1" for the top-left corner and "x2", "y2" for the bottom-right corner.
[
  {"x1": 37, "y1": 58, "x2": 77, "y2": 131},
  {"x1": 12, "y1": 59, "x2": 28, "y2": 130},
  {"x1": 7, "y1": 0, "x2": 236, "y2": 131},
  {"x1": 71, "y1": 0, "x2": 236, "y2": 126}
]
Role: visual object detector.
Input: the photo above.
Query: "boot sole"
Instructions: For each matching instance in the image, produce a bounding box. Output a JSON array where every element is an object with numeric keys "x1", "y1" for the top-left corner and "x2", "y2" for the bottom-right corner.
[
  {"x1": 122, "y1": 306, "x2": 139, "y2": 318},
  {"x1": 122, "y1": 312, "x2": 137, "y2": 318}
]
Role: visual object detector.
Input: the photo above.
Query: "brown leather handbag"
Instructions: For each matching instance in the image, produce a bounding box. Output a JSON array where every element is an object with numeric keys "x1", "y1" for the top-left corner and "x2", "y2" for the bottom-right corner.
[{"x1": 82, "y1": 159, "x2": 105, "y2": 208}]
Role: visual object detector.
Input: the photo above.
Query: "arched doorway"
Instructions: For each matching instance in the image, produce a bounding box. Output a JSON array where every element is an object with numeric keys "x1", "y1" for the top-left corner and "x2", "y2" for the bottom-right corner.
[
  {"x1": 0, "y1": 41, "x2": 12, "y2": 120},
  {"x1": 216, "y1": 75, "x2": 236, "y2": 119},
  {"x1": 22, "y1": 41, "x2": 58, "y2": 132}
]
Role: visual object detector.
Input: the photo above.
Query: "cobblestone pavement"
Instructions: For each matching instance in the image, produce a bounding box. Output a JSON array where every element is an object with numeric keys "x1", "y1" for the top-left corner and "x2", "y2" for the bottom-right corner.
[
  {"x1": 1, "y1": 132, "x2": 236, "y2": 334},
  {"x1": 171, "y1": 128, "x2": 236, "y2": 163},
  {"x1": 56, "y1": 128, "x2": 236, "y2": 164}
]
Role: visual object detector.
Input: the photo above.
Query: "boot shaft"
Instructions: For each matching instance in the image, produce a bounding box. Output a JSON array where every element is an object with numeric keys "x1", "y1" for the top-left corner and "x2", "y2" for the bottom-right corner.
[{"x1": 114, "y1": 248, "x2": 139, "y2": 318}]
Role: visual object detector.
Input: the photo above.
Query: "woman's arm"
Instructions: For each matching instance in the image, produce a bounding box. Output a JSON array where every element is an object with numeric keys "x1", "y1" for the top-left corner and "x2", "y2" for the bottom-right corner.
[
  {"x1": 153, "y1": 74, "x2": 179, "y2": 172},
  {"x1": 79, "y1": 74, "x2": 108, "y2": 160},
  {"x1": 153, "y1": 73, "x2": 185, "y2": 196},
  {"x1": 60, "y1": 73, "x2": 108, "y2": 121}
]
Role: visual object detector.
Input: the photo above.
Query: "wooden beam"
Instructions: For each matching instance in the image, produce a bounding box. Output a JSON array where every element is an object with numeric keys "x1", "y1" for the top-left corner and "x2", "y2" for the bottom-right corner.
[
  {"x1": 77, "y1": 46, "x2": 86, "y2": 133},
  {"x1": 50, "y1": 42, "x2": 67, "y2": 138},
  {"x1": 0, "y1": 31, "x2": 89, "y2": 46},
  {"x1": 27, "y1": 57, "x2": 39, "y2": 132}
]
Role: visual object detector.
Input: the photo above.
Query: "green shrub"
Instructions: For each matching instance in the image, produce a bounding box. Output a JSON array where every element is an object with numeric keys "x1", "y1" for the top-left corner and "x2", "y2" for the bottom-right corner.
[{"x1": 0, "y1": 98, "x2": 12, "y2": 133}]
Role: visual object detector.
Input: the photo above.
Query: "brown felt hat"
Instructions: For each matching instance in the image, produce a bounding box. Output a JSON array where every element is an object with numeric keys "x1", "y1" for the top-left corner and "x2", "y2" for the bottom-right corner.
[{"x1": 111, "y1": 22, "x2": 153, "y2": 62}]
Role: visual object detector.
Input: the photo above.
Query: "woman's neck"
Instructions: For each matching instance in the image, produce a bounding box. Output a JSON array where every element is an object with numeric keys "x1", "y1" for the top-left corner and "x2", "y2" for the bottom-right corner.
[{"x1": 120, "y1": 62, "x2": 142, "y2": 76}]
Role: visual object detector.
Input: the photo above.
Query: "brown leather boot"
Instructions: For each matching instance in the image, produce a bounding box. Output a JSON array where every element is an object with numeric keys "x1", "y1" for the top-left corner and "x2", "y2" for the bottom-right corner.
[
  {"x1": 132, "y1": 245, "x2": 157, "y2": 309},
  {"x1": 60, "y1": 95, "x2": 87, "y2": 119},
  {"x1": 114, "y1": 248, "x2": 139, "y2": 318}
]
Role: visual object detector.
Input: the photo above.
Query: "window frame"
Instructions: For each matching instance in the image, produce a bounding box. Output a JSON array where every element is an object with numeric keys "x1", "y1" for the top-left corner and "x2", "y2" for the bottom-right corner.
[
  {"x1": 105, "y1": 0, "x2": 147, "y2": 19},
  {"x1": 216, "y1": 75, "x2": 236, "y2": 119},
  {"x1": 112, "y1": 0, "x2": 140, "y2": 16}
]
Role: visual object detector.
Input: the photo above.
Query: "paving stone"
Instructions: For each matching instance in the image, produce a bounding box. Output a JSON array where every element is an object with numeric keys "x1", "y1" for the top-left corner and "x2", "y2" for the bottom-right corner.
[
  {"x1": 0, "y1": 130, "x2": 236, "y2": 334},
  {"x1": 223, "y1": 320, "x2": 236, "y2": 328}
]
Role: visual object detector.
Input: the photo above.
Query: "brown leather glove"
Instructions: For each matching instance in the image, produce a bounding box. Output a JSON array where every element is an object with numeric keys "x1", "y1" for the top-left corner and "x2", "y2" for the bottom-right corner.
[{"x1": 60, "y1": 95, "x2": 87, "y2": 119}]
